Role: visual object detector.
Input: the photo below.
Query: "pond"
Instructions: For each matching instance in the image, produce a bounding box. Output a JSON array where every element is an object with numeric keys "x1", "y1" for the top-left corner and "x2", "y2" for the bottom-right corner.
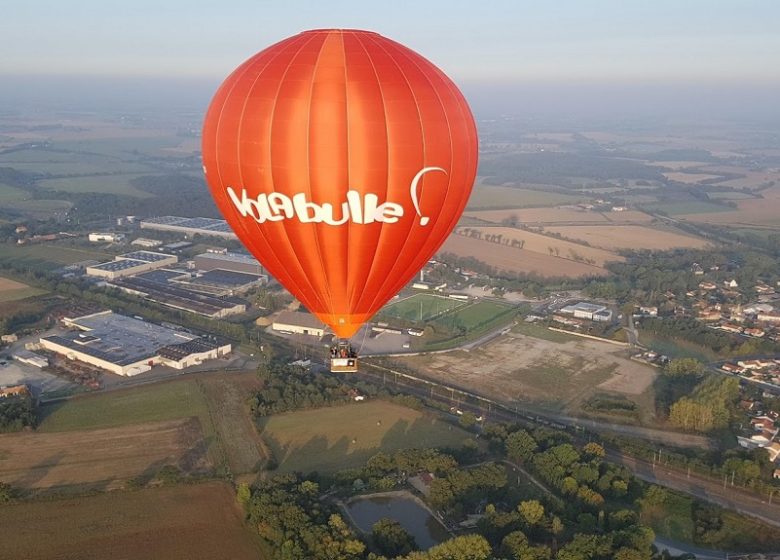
[{"x1": 345, "y1": 492, "x2": 450, "y2": 550}]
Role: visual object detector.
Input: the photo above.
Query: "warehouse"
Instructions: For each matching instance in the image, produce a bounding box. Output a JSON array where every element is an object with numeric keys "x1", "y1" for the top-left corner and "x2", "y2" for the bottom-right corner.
[
  {"x1": 559, "y1": 302, "x2": 613, "y2": 322},
  {"x1": 194, "y1": 251, "x2": 263, "y2": 275},
  {"x1": 85, "y1": 251, "x2": 177, "y2": 280},
  {"x1": 41, "y1": 311, "x2": 231, "y2": 376},
  {"x1": 140, "y1": 216, "x2": 237, "y2": 239},
  {"x1": 272, "y1": 311, "x2": 327, "y2": 337}
]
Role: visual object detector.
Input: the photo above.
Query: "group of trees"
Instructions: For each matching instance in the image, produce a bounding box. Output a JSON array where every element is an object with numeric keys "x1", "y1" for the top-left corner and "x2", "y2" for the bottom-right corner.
[
  {"x1": 641, "y1": 318, "x2": 780, "y2": 357},
  {"x1": 250, "y1": 363, "x2": 357, "y2": 416},
  {"x1": 667, "y1": 376, "x2": 739, "y2": 433},
  {"x1": 0, "y1": 393, "x2": 35, "y2": 432}
]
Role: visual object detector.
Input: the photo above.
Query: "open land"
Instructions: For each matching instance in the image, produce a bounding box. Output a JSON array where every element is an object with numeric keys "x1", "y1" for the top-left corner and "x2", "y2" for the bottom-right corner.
[
  {"x1": 34, "y1": 372, "x2": 267, "y2": 484},
  {"x1": 440, "y1": 234, "x2": 608, "y2": 277},
  {"x1": 544, "y1": 225, "x2": 710, "y2": 251},
  {"x1": 397, "y1": 328, "x2": 657, "y2": 414},
  {"x1": 466, "y1": 183, "x2": 583, "y2": 209},
  {"x1": 679, "y1": 185, "x2": 780, "y2": 227},
  {"x1": 455, "y1": 226, "x2": 621, "y2": 266},
  {"x1": 0, "y1": 242, "x2": 113, "y2": 271},
  {"x1": 466, "y1": 207, "x2": 654, "y2": 225},
  {"x1": 258, "y1": 400, "x2": 473, "y2": 473},
  {"x1": 0, "y1": 482, "x2": 263, "y2": 560},
  {"x1": 0, "y1": 275, "x2": 47, "y2": 302},
  {"x1": 0, "y1": 418, "x2": 209, "y2": 491}
]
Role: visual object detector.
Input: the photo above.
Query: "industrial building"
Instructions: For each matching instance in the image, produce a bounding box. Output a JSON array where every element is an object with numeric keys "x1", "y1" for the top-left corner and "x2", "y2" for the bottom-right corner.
[
  {"x1": 194, "y1": 251, "x2": 263, "y2": 275},
  {"x1": 88, "y1": 232, "x2": 125, "y2": 243},
  {"x1": 41, "y1": 311, "x2": 231, "y2": 376},
  {"x1": 131, "y1": 237, "x2": 163, "y2": 248},
  {"x1": 272, "y1": 311, "x2": 327, "y2": 337},
  {"x1": 559, "y1": 302, "x2": 613, "y2": 322},
  {"x1": 86, "y1": 251, "x2": 178, "y2": 280},
  {"x1": 140, "y1": 216, "x2": 237, "y2": 239}
]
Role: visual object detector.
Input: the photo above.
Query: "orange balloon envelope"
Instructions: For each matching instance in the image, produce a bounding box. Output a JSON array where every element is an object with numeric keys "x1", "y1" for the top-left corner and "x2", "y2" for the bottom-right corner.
[{"x1": 202, "y1": 29, "x2": 478, "y2": 338}]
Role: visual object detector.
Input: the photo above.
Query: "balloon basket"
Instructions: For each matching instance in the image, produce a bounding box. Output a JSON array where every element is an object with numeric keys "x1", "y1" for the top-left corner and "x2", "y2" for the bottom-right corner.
[{"x1": 329, "y1": 340, "x2": 358, "y2": 373}]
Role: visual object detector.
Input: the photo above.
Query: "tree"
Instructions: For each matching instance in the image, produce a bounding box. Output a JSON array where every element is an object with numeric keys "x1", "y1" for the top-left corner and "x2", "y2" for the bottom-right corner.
[
  {"x1": 505, "y1": 429, "x2": 538, "y2": 463},
  {"x1": 423, "y1": 534, "x2": 492, "y2": 560},
  {"x1": 236, "y1": 482, "x2": 251, "y2": 506},
  {"x1": 664, "y1": 358, "x2": 705, "y2": 377},
  {"x1": 372, "y1": 518, "x2": 417, "y2": 557},
  {"x1": 582, "y1": 442, "x2": 605, "y2": 459},
  {"x1": 0, "y1": 481, "x2": 13, "y2": 503},
  {"x1": 459, "y1": 411, "x2": 477, "y2": 429},
  {"x1": 518, "y1": 500, "x2": 545, "y2": 526}
]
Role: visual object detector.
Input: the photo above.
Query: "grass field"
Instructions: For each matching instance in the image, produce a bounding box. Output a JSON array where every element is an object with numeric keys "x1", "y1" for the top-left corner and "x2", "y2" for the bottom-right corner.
[
  {"x1": 0, "y1": 276, "x2": 47, "y2": 302},
  {"x1": 456, "y1": 226, "x2": 621, "y2": 266},
  {"x1": 440, "y1": 234, "x2": 608, "y2": 278},
  {"x1": 0, "y1": 243, "x2": 112, "y2": 270},
  {"x1": 258, "y1": 400, "x2": 473, "y2": 473},
  {"x1": 0, "y1": 183, "x2": 28, "y2": 202},
  {"x1": 380, "y1": 293, "x2": 466, "y2": 322},
  {"x1": 678, "y1": 186, "x2": 780, "y2": 226},
  {"x1": 431, "y1": 300, "x2": 514, "y2": 331},
  {"x1": 0, "y1": 418, "x2": 209, "y2": 492},
  {"x1": 466, "y1": 207, "x2": 653, "y2": 225},
  {"x1": 37, "y1": 372, "x2": 267, "y2": 478},
  {"x1": 0, "y1": 482, "x2": 264, "y2": 560},
  {"x1": 544, "y1": 225, "x2": 709, "y2": 251},
  {"x1": 640, "y1": 491, "x2": 695, "y2": 541},
  {"x1": 466, "y1": 184, "x2": 583, "y2": 209},
  {"x1": 644, "y1": 201, "x2": 732, "y2": 215},
  {"x1": 37, "y1": 173, "x2": 155, "y2": 197}
]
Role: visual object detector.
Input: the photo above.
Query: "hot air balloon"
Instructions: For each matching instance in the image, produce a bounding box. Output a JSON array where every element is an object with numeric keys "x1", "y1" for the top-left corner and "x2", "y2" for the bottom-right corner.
[{"x1": 202, "y1": 29, "x2": 478, "y2": 372}]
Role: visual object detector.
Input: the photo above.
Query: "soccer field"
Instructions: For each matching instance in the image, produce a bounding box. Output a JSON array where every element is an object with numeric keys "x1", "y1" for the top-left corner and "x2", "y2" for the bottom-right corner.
[{"x1": 379, "y1": 293, "x2": 466, "y2": 322}]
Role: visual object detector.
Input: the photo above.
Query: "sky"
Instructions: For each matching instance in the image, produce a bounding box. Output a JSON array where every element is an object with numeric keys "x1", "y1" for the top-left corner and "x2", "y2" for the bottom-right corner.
[{"x1": 2, "y1": 0, "x2": 779, "y2": 118}]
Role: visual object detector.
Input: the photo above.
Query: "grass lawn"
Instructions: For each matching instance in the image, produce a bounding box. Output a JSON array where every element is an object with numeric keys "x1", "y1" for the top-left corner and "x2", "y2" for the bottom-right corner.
[
  {"x1": 38, "y1": 379, "x2": 210, "y2": 433},
  {"x1": 380, "y1": 293, "x2": 466, "y2": 322},
  {"x1": 435, "y1": 300, "x2": 515, "y2": 330},
  {"x1": 511, "y1": 321, "x2": 580, "y2": 343},
  {"x1": 258, "y1": 400, "x2": 472, "y2": 473},
  {"x1": 640, "y1": 331, "x2": 720, "y2": 362},
  {"x1": 640, "y1": 491, "x2": 695, "y2": 541}
]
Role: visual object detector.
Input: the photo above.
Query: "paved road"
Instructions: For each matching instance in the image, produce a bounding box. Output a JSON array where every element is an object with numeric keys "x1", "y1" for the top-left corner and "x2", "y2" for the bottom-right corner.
[{"x1": 607, "y1": 450, "x2": 780, "y2": 528}]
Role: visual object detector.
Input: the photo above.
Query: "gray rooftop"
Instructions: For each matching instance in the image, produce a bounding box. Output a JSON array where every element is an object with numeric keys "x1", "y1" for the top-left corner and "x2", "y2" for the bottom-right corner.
[
  {"x1": 88, "y1": 259, "x2": 147, "y2": 272},
  {"x1": 44, "y1": 312, "x2": 195, "y2": 366}
]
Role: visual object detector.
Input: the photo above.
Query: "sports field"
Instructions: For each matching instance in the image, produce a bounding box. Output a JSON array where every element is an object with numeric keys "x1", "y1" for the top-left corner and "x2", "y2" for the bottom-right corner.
[
  {"x1": 0, "y1": 482, "x2": 264, "y2": 560},
  {"x1": 431, "y1": 300, "x2": 515, "y2": 331},
  {"x1": 258, "y1": 400, "x2": 472, "y2": 473},
  {"x1": 380, "y1": 293, "x2": 466, "y2": 322}
]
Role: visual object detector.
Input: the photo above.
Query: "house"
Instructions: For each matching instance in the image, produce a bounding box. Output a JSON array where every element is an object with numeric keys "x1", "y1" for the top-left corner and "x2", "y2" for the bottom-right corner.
[
  {"x1": 1, "y1": 334, "x2": 18, "y2": 343},
  {"x1": 718, "y1": 323, "x2": 743, "y2": 334},
  {"x1": 774, "y1": 469, "x2": 780, "y2": 480},
  {"x1": 637, "y1": 306, "x2": 658, "y2": 317},
  {"x1": 765, "y1": 442, "x2": 780, "y2": 463},
  {"x1": 698, "y1": 309, "x2": 721, "y2": 321},
  {"x1": 758, "y1": 312, "x2": 780, "y2": 324},
  {"x1": 744, "y1": 327, "x2": 766, "y2": 338},
  {"x1": 408, "y1": 472, "x2": 436, "y2": 497},
  {"x1": 272, "y1": 311, "x2": 327, "y2": 337},
  {"x1": 721, "y1": 363, "x2": 745, "y2": 374},
  {"x1": 724, "y1": 279, "x2": 739, "y2": 289},
  {"x1": 347, "y1": 389, "x2": 366, "y2": 402},
  {"x1": 750, "y1": 416, "x2": 776, "y2": 432},
  {"x1": 699, "y1": 281, "x2": 717, "y2": 291}
]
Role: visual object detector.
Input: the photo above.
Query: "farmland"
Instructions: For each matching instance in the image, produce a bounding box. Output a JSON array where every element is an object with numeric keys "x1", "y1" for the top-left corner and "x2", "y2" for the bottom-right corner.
[
  {"x1": 0, "y1": 418, "x2": 209, "y2": 492},
  {"x1": 0, "y1": 482, "x2": 263, "y2": 560},
  {"x1": 466, "y1": 184, "x2": 583, "y2": 209},
  {"x1": 36, "y1": 372, "x2": 267, "y2": 481},
  {"x1": 379, "y1": 293, "x2": 466, "y2": 322},
  {"x1": 440, "y1": 234, "x2": 608, "y2": 277},
  {"x1": 0, "y1": 276, "x2": 46, "y2": 302},
  {"x1": 678, "y1": 186, "x2": 780, "y2": 227},
  {"x1": 544, "y1": 225, "x2": 710, "y2": 251},
  {"x1": 466, "y1": 206, "x2": 654, "y2": 225},
  {"x1": 37, "y1": 173, "x2": 155, "y2": 197},
  {"x1": 455, "y1": 226, "x2": 621, "y2": 266},
  {"x1": 0, "y1": 242, "x2": 113, "y2": 270},
  {"x1": 258, "y1": 400, "x2": 472, "y2": 473}
]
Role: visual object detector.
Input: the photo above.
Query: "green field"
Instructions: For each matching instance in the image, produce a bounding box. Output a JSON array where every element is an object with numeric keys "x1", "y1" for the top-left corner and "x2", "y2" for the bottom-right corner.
[
  {"x1": 38, "y1": 380, "x2": 211, "y2": 433},
  {"x1": 640, "y1": 490, "x2": 695, "y2": 541},
  {"x1": 37, "y1": 173, "x2": 155, "y2": 197},
  {"x1": 0, "y1": 285, "x2": 47, "y2": 303},
  {"x1": 467, "y1": 185, "x2": 583, "y2": 209},
  {"x1": 0, "y1": 243, "x2": 113, "y2": 270},
  {"x1": 258, "y1": 400, "x2": 472, "y2": 473},
  {"x1": 511, "y1": 321, "x2": 581, "y2": 343},
  {"x1": 380, "y1": 293, "x2": 466, "y2": 322},
  {"x1": 434, "y1": 300, "x2": 514, "y2": 330},
  {"x1": 0, "y1": 183, "x2": 28, "y2": 202},
  {"x1": 643, "y1": 201, "x2": 732, "y2": 215}
]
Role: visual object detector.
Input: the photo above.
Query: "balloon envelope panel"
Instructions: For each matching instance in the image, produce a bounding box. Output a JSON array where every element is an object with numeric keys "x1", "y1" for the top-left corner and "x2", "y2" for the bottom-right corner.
[{"x1": 202, "y1": 29, "x2": 478, "y2": 338}]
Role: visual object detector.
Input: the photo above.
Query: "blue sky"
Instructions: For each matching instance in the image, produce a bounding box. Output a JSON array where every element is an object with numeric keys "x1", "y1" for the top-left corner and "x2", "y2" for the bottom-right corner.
[{"x1": 2, "y1": 0, "x2": 779, "y2": 84}]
